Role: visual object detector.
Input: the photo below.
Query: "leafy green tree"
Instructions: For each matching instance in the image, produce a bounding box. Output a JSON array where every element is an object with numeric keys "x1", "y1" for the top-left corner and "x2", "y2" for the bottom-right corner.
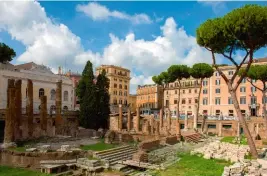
[
  {"x1": 167, "y1": 65, "x2": 190, "y2": 136},
  {"x1": 76, "y1": 61, "x2": 97, "y2": 129},
  {"x1": 196, "y1": 4, "x2": 267, "y2": 158},
  {"x1": 152, "y1": 71, "x2": 171, "y2": 110},
  {"x1": 95, "y1": 70, "x2": 110, "y2": 129},
  {"x1": 190, "y1": 63, "x2": 214, "y2": 131},
  {"x1": 0, "y1": 43, "x2": 16, "y2": 63},
  {"x1": 240, "y1": 65, "x2": 267, "y2": 127}
]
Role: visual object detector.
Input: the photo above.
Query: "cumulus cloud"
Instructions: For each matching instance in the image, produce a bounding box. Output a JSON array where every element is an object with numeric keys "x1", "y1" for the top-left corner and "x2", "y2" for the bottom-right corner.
[
  {"x1": 76, "y1": 2, "x2": 152, "y2": 24},
  {"x1": 198, "y1": 0, "x2": 227, "y2": 15},
  {"x1": 0, "y1": 1, "x2": 217, "y2": 94}
]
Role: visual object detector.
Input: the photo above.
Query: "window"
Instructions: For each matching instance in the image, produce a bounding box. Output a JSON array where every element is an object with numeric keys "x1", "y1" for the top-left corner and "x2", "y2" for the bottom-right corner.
[
  {"x1": 240, "y1": 96, "x2": 246, "y2": 104},
  {"x1": 166, "y1": 91, "x2": 168, "y2": 95},
  {"x1": 174, "y1": 100, "x2": 178, "y2": 104},
  {"x1": 119, "y1": 84, "x2": 122, "y2": 89},
  {"x1": 63, "y1": 106, "x2": 68, "y2": 111},
  {"x1": 215, "y1": 72, "x2": 219, "y2": 76},
  {"x1": 189, "y1": 99, "x2": 192, "y2": 104},
  {"x1": 203, "y1": 110, "x2": 208, "y2": 114},
  {"x1": 182, "y1": 99, "x2": 186, "y2": 104},
  {"x1": 215, "y1": 97, "x2": 221, "y2": 105},
  {"x1": 241, "y1": 79, "x2": 246, "y2": 83},
  {"x1": 228, "y1": 97, "x2": 233, "y2": 104},
  {"x1": 195, "y1": 99, "x2": 198, "y2": 104},
  {"x1": 203, "y1": 98, "x2": 208, "y2": 105},
  {"x1": 252, "y1": 79, "x2": 257, "y2": 83},
  {"x1": 208, "y1": 124, "x2": 216, "y2": 129},
  {"x1": 124, "y1": 100, "x2": 127, "y2": 105},
  {"x1": 203, "y1": 89, "x2": 208, "y2": 94},
  {"x1": 166, "y1": 100, "x2": 169, "y2": 107},
  {"x1": 189, "y1": 89, "x2": 191, "y2": 93},
  {"x1": 203, "y1": 80, "x2": 208, "y2": 86},
  {"x1": 215, "y1": 88, "x2": 220, "y2": 94},
  {"x1": 175, "y1": 90, "x2": 177, "y2": 94},
  {"x1": 63, "y1": 91, "x2": 68, "y2": 101},
  {"x1": 241, "y1": 110, "x2": 246, "y2": 116},
  {"x1": 114, "y1": 78, "x2": 117, "y2": 81},
  {"x1": 228, "y1": 71, "x2": 234, "y2": 75},
  {"x1": 119, "y1": 79, "x2": 122, "y2": 82},
  {"x1": 114, "y1": 83, "x2": 117, "y2": 88},
  {"x1": 50, "y1": 105, "x2": 56, "y2": 114},
  {"x1": 215, "y1": 79, "x2": 221, "y2": 85},
  {"x1": 124, "y1": 92, "x2": 127, "y2": 96},
  {"x1": 119, "y1": 99, "x2": 123, "y2": 104},
  {"x1": 50, "y1": 89, "x2": 56, "y2": 100},
  {"x1": 251, "y1": 86, "x2": 256, "y2": 93},
  {"x1": 262, "y1": 97, "x2": 267, "y2": 104},
  {"x1": 223, "y1": 125, "x2": 232, "y2": 129},
  {"x1": 124, "y1": 85, "x2": 127, "y2": 90},
  {"x1": 182, "y1": 90, "x2": 185, "y2": 94},
  {"x1": 195, "y1": 89, "x2": 197, "y2": 93},
  {"x1": 114, "y1": 90, "x2": 117, "y2": 95},
  {"x1": 113, "y1": 99, "x2": 117, "y2": 105},
  {"x1": 39, "y1": 88, "x2": 45, "y2": 97},
  {"x1": 216, "y1": 110, "x2": 220, "y2": 116},
  {"x1": 119, "y1": 91, "x2": 122, "y2": 96},
  {"x1": 229, "y1": 110, "x2": 234, "y2": 116},
  {"x1": 251, "y1": 96, "x2": 257, "y2": 104},
  {"x1": 240, "y1": 87, "x2": 246, "y2": 93}
]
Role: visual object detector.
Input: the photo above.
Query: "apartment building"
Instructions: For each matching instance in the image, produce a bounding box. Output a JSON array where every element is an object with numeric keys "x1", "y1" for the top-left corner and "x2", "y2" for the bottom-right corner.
[
  {"x1": 164, "y1": 58, "x2": 267, "y2": 118},
  {"x1": 96, "y1": 65, "x2": 131, "y2": 113},
  {"x1": 136, "y1": 84, "x2": 163, "y2": 115}
]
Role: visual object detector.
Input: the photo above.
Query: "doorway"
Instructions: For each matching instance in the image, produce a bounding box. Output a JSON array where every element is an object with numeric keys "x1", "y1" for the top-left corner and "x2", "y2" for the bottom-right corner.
[
  {"x1": 0, "y1": 120, "x2": 5, "y2": 143},
  {"x1": 251, "y1": 108, "x2": 256, "y2": 116}
]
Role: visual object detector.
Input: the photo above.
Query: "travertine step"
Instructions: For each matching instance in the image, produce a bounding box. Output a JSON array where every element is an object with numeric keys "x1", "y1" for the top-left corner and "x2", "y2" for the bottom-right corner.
[
  {"x1": 94, "y1": 145, "x2": 134, "y2": 156},
  {"x1": 99, "y1": 148, "x2": 137, "y2": 160}
]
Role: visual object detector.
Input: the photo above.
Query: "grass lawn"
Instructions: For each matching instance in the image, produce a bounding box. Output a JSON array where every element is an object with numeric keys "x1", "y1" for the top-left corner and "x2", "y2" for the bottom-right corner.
[
  {"x1": 155, "y1": 153, "x2": 231, "y2": 176},
  {"x1": 0, "y1": 166, "x2": 49, "y2": 176},
  {"x1": 220, "y1": 136, "x2": 248, "y2": 145},
  {"x1": 80, "y1": 139, "x2": 119, "y2": 151},
  {"x1": 9, "y1": 147, "x2": 26, "y2": 152}
]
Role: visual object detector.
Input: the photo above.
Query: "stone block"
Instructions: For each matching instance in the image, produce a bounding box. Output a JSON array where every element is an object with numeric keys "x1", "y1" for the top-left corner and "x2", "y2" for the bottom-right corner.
[
  {"x1": 26, "y1": 148, "x2": 37, "y2": 152},
  {"x1": 60, "y1": 145, "x2": 70, "y2": 152},
  {"x1": 39, "y1": 145, "x2": 51, "y2": 152}
]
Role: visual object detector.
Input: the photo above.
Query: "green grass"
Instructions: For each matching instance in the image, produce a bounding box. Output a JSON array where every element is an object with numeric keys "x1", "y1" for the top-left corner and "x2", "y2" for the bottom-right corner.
[
  {"x1": 155, "y1": 153, "x2": 231, "y2": 176},
  {"x1": 8, "y1": 147, "x2": 26, "y2": 152},
  {"x1": 80, "y1": 140, "x2": 119, "y2": 151},
  {"x1": 220, "y1": 136, "x2": 248, "y2": 145},
  {"x1": 0, "y1": 166, "x2": 49, "y2": 176}
]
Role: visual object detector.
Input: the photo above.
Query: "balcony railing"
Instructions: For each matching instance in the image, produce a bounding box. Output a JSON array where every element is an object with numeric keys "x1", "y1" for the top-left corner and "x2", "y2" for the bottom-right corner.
[{"x1": 248, "y1": 103, "x2": 260, "y2": 108}]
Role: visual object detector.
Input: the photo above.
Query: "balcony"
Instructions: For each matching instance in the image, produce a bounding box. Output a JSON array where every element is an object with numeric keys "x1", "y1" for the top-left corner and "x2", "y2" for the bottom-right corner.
[{"x1": 248, "y1": 103, "x2": 260, "y2": 109}]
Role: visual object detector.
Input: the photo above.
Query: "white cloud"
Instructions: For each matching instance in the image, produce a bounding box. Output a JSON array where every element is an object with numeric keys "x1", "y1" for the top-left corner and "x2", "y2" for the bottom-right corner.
[
  {"x1": 198, "y1": 1, "x2": 227, "y2": 15},
  {"x1": 76, "y1": 2, "x2": 152, "y2": 24},
  {"x1": 1, "y1": 1, "x2": 218, "y2": 94}
]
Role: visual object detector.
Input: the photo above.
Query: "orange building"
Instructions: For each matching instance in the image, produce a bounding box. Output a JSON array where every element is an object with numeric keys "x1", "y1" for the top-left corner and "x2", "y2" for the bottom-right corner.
[{"x1": 136, "y1": 84, "x2": 163, "y2": 115}]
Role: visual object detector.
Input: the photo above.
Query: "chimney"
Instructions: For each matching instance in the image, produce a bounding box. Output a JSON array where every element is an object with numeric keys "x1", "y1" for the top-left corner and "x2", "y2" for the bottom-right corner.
[{"x1": 58, "y1": 66, "x2": 62, "y2": 75}]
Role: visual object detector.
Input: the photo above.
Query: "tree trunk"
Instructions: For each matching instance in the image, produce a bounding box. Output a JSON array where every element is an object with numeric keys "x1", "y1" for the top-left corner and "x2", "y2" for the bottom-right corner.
[
  {"x1": 262, "y1": 89, "x2": 267, "y2": 129},
  {"x1": 201, "y1": 116, "x2": 206, "y2": 133},
  {"x1": 229, "y1": 87, "x2": 258, "y2": 158},
  {"x1": 194, "y1": 78, "x2": 203, "y2": 130},
  {"x1": 176, "y1": 81, "x2": 181, "y2": 137}
]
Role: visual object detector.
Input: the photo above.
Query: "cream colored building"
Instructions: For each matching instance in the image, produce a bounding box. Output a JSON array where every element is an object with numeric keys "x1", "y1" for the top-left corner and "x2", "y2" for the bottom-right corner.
[
  {"x1": 0, "y1": 62, "x2": 74, "y2": 113},
  {"x1": 136, "y1": 84, "x2": 163, "y2": 115},
  {"x1": 96, "y1": 65, "x2": 131, "y2": 113}
]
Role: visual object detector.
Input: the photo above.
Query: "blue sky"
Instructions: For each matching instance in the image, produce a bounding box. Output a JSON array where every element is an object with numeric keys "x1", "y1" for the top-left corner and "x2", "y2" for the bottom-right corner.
[{"x1": 0, "y1": 1, "x2": 266, "y2": 93}]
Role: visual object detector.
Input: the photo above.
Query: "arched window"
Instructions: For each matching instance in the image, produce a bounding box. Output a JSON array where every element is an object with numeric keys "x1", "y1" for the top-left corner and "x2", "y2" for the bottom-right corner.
[
  {"x1": 114, "y1": 83, "x2": 117, "y2": 88},
  {"x1": 124, "y1": 85, "x2": 127, "y2": 90},
  {"x1": 124, "y1": 100, "x2": 127, "y2": 105},
  {"x1": 119, "y1": 91, "x2": 122, "y2": 96},
  {"x1": 113, "y1": 98, "x2": 117, "y2": 105},
  {"x1": 39, "y1": 88, "x2": 44, "y2": 97},
  {"x1": 50, "y1": 89, "x2": 56, "y2": 100},
  {"x1": 64, "y1": 91, "x2": 68, "y2": 101},
  {"x1": 119, "y1": 99, "x2": 122, "y2": 104},
  {"x1": 63, "y1": 106, "x2": 68, "y2": 111},
  {"x1": 119, "y1": 84, "x2": 122, "y2": 89},
  {"x1": 124, "y1": 92, "x2": 127, "y2": 96}
]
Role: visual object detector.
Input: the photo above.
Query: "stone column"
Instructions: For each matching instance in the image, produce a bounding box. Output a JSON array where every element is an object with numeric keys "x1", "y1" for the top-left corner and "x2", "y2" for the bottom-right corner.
[
  {"x1": 150, "y1": 116, "x2": 154, "y2": 134},
  {"x1": 135, "y1": 107, "x2": 140, "y2": 132},
  {"x1": 55, "y1": 80, "x2": 62, "y2": 126},
  {"x1": 40, "y1": 96, "x2": 47, "y2": 131},
  {"x1": 159, "y1": 109, "x2": 163, "y2": 128},
  {"x1": 118, "y1": 104, "x2": 123, "y2": 131},
  {"x1": 167, "y1": 109, "x2": 171, "y2": 131},
  {"x1": 127, "y1": 107, "x2": 131, "y2": 131},
  {"x1": 27, "y1": 79, "x2": 33, "y2": 138},
  {"x1": 184, "y1": 115, "x2": 188, "y2": 131},
  {"x1": 14, "y1": 80, "x2": 22, "y2": 140},
  {"x1": 155, "y1": 121, "x2": 159, "y2": 135},
  {"x1": 4, "y1": 80, "x2": 15, "y2": 144},
  {"x1": 218, "y1": 122, "x2": 222, "y2": 137}
]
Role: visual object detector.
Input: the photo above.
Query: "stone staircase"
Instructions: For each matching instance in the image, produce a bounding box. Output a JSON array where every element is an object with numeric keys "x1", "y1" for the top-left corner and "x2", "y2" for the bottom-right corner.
[
  {"x1": 183, "y1": 133, "x2": 205, "y2": 143},
  {"x1": 94, "y1": 145, "x2": 137, "y2": 166}
]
